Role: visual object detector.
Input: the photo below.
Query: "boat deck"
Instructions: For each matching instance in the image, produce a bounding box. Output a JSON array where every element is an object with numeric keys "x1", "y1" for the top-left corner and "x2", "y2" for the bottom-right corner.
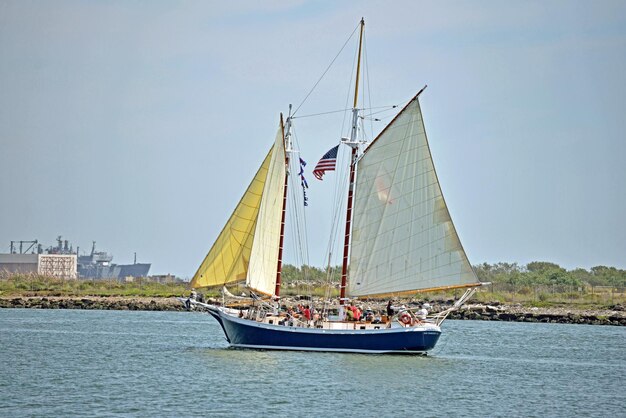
[
  {"x1": 252, "y1": 314, "x2": 434, "y2": 330},
  {"x1": 261, "y1": 315, "x2": 390, "y2": 330}
]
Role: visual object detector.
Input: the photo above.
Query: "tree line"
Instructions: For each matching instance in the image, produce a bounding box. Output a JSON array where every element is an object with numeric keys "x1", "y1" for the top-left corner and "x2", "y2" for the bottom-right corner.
[
  {"x1": 280, "y1": 261, "x2": 626, "y2": 289},
  {"x1": 281, "y1": 264, "x2": 340, "y2": 285},
  {"x1": 473, "y1": 262, "x2": 625, "y2": 288}
]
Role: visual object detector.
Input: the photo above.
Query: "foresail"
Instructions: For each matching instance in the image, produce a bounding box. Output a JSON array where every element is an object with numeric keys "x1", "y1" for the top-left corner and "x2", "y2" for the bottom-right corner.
[
  {"x1": 190, "y1": 143, "x2": 274, "y2": 289},
  {"x1": 246, "y1": 124, "x2": 286, "y2": 296},
  {"x1": 348, "y1": 95, "x2": 479, "y2": 297}
]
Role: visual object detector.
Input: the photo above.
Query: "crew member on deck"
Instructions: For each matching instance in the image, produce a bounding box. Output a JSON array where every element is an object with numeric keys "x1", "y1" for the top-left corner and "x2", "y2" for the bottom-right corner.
[
  {"x1": 386, "y1": 300, "x2": 394, "y2": 317},
  {"x1": 349, "y1": 303, "x2": 359, "y2": 321},
  {"x1": 185, "y1": 289, "x2": 197, "y2": 310},
  {"x1": 346, "y1": 307, "x2": 355, "y2": 321}
]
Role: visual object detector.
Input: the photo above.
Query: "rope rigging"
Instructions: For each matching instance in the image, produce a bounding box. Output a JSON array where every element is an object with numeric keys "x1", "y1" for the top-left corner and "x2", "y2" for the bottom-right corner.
[{"x1": 292, "y1": 21, "x2": 361, "y2": 117}]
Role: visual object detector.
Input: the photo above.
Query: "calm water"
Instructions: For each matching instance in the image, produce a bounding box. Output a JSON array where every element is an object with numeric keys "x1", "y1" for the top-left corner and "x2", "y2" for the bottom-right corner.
[{"x1": 1, "y1": 309, "x2": 624, "y2": 417}]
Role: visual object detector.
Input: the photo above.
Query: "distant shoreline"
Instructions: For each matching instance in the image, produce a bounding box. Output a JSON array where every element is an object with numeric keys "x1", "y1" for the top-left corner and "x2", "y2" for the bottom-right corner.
[
  {"x1": 1, "y1": 296, "x2": 624, "y2": 326},
  {"x1": 0, "y1": 296, "x2": 185, "y2": 311}
]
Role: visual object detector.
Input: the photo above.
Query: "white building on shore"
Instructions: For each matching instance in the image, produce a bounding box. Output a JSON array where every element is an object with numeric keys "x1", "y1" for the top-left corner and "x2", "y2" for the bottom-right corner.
[{"x1": 0, "y1": 253, "x2": 77, "y2": 279}]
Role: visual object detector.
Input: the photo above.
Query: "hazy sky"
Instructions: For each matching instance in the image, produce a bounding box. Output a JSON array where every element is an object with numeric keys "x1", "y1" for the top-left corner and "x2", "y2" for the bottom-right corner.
[{"x1": 1, "y1": 1, "x2": 625, "y2": 278}]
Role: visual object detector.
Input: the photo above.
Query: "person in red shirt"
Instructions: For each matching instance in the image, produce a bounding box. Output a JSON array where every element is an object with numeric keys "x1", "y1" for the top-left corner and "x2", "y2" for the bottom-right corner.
[
  {"x1": 349, "y1": 304, "x2": 360, "y2": 321},
  {"x1": 303, "y1": 305, "x2": 311, "y2": 321}
]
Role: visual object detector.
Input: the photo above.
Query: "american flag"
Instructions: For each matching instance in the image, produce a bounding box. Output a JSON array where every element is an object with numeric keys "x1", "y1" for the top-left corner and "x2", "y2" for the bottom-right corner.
[{"x1": 313, "y1": 145, "x2": 339, "y2": 180}]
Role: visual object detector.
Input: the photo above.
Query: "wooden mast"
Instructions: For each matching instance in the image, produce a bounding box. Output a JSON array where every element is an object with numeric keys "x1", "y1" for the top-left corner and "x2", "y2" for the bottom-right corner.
[
  {"x1": 274, "y1": 113, "x2": 289, "y2": 297},
  {"x1": 340, "y1": 147, "x2": 357, "y2": 305},
  {"x1": 352, "y1": 18, "x2": 365, "y2": 111},
  {"x1": 339, "y1": 18, "x2": 365, "y2": 308}
]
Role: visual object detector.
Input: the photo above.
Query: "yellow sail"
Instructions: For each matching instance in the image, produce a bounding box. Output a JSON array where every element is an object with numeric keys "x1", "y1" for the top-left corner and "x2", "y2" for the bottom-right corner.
[
  {"x1": 190, "y1": 144, "x2": 275, "y2": 289},
  {"x1": 246, "y1": 125, "x2": 286, "y2": 296}
]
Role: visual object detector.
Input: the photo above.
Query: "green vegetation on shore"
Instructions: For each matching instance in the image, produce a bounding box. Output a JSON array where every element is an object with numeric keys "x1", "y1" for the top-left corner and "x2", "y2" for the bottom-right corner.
[
  {"x1": 0, "y1": 275, "x2": 188, "y2": 298},
  {"x1": 1, "y1": 261, "x2": 624, "y2": 308},
  {"x1": 474, "y1": 262, "x2": 625, "y2": 288},
  {"x1": 472, "y1": 262, "x2": 626, "y2": 307}
]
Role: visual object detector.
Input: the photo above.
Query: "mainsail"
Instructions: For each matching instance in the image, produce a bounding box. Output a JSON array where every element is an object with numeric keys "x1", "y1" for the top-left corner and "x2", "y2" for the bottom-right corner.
[
  {"x1": 190, "y1": 121, "x2": 286, "y2": 295},
  {"x1": 348, "y1": 94, "x2": 480, "y2": 298}
]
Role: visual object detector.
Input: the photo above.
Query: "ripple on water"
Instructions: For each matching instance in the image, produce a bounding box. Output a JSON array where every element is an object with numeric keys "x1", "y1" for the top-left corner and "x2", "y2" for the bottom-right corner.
[{"x1": 1, "y1": 309, "x2": 624, "y2": 417}]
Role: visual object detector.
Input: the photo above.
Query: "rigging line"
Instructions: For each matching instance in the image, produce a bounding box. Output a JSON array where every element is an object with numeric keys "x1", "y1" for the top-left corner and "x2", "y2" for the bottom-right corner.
[
  {"x1": 331, "y1": 149, "x2": 350, "y2": 280},
  {"x1": 290, "y1": 178, "x2": 304, "y2": 285},
  {"x1": 327, "y1": 38, "x2": 360, "y2": 292},
  {"x1": 289, "y1": 129, "x2": 311, "y2": 281},
  {"x1": 294, "y1": 164, "x2": 310, "y2": 277},
  {"x1": 367, "y1": 114, "x2": 396, "y2": 124},
  {"x1": 291, "y1": 141, "x2": 312, "y2": 297},
  {"x1": 294, "y1": 105, "x2": 397, "y2": 123},
  {"x1": 297, "y1": 159, "x2": 311, "y2": 269},
  {"x1": 362, "y1": 106, "x2": 399, "y2": 117},
  {"x1": 326, "y1": 140, "x2": 348, "y2": 264},
  {"x1": 325, "y1": 32, "x2": 359, "y2": 270},
  {"x1": 287, "y1": 188, "x2": 306, "y2": 294},
  {"x1": 291, "y1": 108, "x2": 351, "y2": 119},
  {"x1": 294, "y1": 161, "x2": 309, "y2": 300},
  {"x1": 290, "y1": 179, "x2": 304, "y2": 272},
  {"x1": 340, "y1": 36, "x2": 360, "y2": 142},
  {"x1": 364, "y1": 104, "x2": 404, "y2": 110},
  {"x1": 300, "y1": 216, "x2": 311, "y2": 276},
  {"x1": 336, "y1": 157, "x2": 349, "y2": 253},
  {"x1": 286, "y1": 166, "x2": 298, "y2": 265},
  {"x1": 289, "y1": 159, "x2": 302, "y2": 266},
  {"x1": 364, "y1": 32, "x2": 374, "y2": 147},
  {"x1": 285, "y1": 146, "x2": 300, "y2": 276},
  {"x1": 293, "y1": 21, "x2": 361, "y2": 117},
  {"x1": 360, "y1": 94, "x2": 423, "y2": 120},
  {"x1": 291, "y1": 128, "x2": 308, "y2": 246},
  {"x1": 323, "y1": 143, "x2": 342, "y2": 275}
]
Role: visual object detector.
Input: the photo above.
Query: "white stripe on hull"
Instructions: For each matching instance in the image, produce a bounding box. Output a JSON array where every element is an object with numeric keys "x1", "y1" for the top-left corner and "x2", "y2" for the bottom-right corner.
[{"x1": 230, "y1": 343, "x2": 428, "y2": 355}]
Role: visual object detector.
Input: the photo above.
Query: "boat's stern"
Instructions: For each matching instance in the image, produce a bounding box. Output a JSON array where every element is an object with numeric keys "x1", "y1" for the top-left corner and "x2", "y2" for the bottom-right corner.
[{"x1": 418, "y1": 324, "x2": 442, "y2": 352}]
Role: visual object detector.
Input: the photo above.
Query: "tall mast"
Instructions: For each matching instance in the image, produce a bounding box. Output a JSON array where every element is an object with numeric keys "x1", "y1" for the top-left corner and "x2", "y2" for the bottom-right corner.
[
  {"x1": 275, "y1": 111, "x2": 291, "y2": 297},
  {"x1": 340, "y1": 18, "x2": 365, "y2": 309}
]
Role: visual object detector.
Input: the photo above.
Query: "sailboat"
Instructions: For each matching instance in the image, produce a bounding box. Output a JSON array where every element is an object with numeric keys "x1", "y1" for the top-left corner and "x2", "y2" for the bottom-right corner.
[{"x1": 186, "y1": 19, "x2": 485, "y2": 354}]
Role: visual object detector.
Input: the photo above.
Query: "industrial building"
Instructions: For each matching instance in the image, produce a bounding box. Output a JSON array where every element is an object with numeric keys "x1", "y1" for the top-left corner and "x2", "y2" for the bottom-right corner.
[
  {"x1": 0, "y1": 253, "x2": 77, "y2": 278},
  {"x1": 2, "y1": 237, "x2": 150, "y2": 280}
]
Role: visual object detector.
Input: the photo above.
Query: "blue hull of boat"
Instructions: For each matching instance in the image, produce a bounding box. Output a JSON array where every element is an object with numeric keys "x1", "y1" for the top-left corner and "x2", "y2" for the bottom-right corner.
[{"x1": 207, "y1": 308, "x2": 441, "y2": 354}]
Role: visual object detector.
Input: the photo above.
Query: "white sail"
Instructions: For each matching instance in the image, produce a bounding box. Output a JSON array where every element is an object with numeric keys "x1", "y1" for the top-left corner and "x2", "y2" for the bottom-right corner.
[
  {"x1": 246, "y1": 124, "x2": 287, "y2": 296},
  {"x1": 348, "y1": 96, "x2": 479, "y2": 297}
]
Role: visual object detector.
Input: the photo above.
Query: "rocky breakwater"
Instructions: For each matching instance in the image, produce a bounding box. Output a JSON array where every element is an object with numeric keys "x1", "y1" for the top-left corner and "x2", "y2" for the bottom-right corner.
[
  {"x1": 447, "y1": 303, "x2": 626, "y2": 326},
  {"x1": 0, "y1": 296, "x2": 186, "y2": 311},
  {"x1": 2, "y1": 296, "x2": 625, "y2": 326}
]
